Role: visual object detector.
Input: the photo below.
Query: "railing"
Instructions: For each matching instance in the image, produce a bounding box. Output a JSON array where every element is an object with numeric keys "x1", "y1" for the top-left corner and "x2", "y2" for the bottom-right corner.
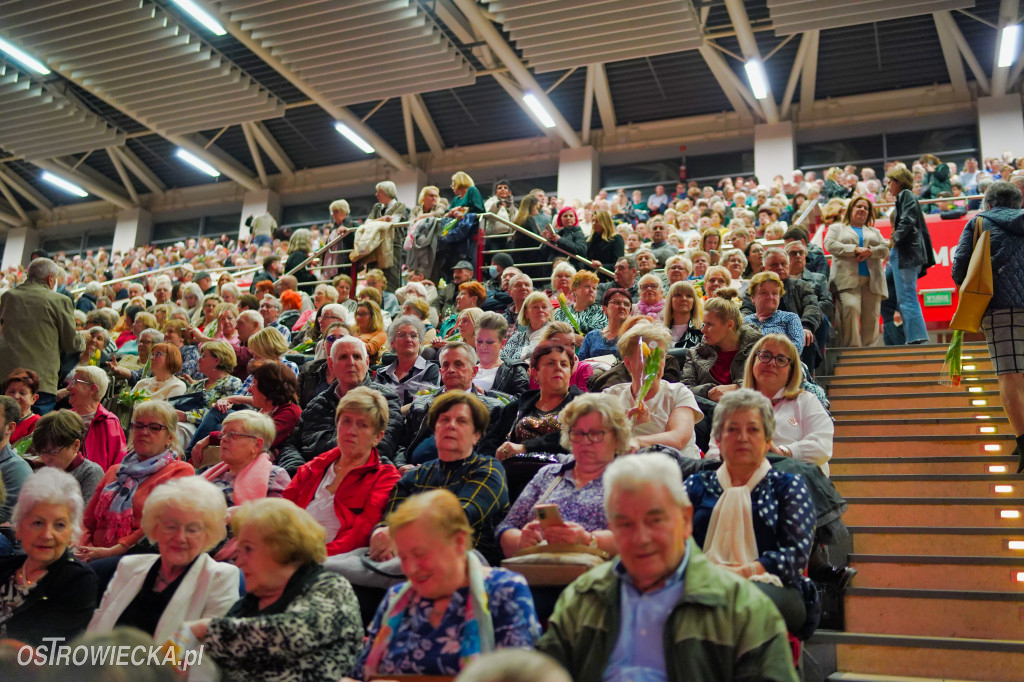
[
  {"x1": 477, "y1": 212, "x2": 615, "y2": 281},
  {"x1": 68, "y1": 262, "x2": 261, "y2": 296}
]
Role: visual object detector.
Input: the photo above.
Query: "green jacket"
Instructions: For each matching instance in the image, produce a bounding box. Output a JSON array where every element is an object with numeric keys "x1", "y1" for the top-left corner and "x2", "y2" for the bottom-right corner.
[{"x1": 537, "y1": 540, "x2": 798, "y2": 682}]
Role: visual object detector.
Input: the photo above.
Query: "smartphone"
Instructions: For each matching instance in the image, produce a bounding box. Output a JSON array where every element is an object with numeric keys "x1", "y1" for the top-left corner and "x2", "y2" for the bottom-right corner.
[
  {"x1": 208, "y1": 431, "x2": 222, "y2": 447},
  {"x1": 534, "y1": 504, "x2": 563, "y2": 528}
]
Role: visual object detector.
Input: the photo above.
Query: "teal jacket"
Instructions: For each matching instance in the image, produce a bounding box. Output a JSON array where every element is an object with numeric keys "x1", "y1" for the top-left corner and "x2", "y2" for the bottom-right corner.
[{"x1": 537, "y1": 540, "x2": 798, "y2": 682}]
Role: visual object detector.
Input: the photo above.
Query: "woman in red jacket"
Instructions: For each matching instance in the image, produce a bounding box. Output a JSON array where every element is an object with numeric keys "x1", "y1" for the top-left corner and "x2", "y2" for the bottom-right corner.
[
  {"x1": 66, "y1": 366, "x2": 126, "y2": 471},
  {"x1": 283, "y1": 386, "x2": 400, "y2": 556}
]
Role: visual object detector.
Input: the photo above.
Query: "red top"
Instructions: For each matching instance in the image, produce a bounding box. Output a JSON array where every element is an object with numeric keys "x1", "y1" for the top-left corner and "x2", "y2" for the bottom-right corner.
[
  {"x1": 269, "y1": 403, "x2": 302, "y2": 452},
  {"x1": 81, "y1": 404, "x2": 127, "y2": 471},
  {"x1": 710, "y1": 349, "x2": 739, "y2": 385},
  {"x1": 11, "y1": 413, "x2": 40, "y2": 445}
]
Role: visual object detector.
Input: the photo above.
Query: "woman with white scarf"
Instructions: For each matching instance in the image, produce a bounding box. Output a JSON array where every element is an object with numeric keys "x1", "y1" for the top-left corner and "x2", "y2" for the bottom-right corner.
[{"x1": 684, "y1": 389, "x2": 817, "y2": 637}]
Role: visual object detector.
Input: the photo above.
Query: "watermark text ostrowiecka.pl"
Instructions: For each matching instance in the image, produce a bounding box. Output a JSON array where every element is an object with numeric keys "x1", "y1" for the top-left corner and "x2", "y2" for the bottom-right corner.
[{"x1": 17, "y1": 637, "x2": 204, "y2": 672}]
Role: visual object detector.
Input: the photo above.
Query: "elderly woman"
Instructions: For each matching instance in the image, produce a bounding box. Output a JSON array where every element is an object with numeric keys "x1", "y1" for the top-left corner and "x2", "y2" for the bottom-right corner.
[
  {"x1": 702, "y1": 265, "x2": 733, "y2": 300},
  {"x1": 193, "y1": 293, "x2": 224, "y2": 332},
  {"x1": 448, "y1": 171, "x2": 487, "y2": 218},
  {"x1": 636, "y1": 274, "x2": 665, "y2": 321},
  {"x1": 531, "y1": 322, "x2": 591, "y2": 392},
  {"x1": 453, "y1": 306, "x2": 484, "y2": 348},
  {"x1": 742, "y1": 272, "x2": 804, "y2": 353},
  {"x1": 377, "y1": 316, "x2": 441, "y2": 405},
  {"x1": 603, "y1": 322, "x2": 703, "y2": 458},
  {"x1": 685, "y1": 389, "x2": 817, "y2": 635},
  {"x1": 79, "y1": 326, "x2": 110, "y2": 367},
  {"x1": 541, "y1": 207, "x2": 587, "y2": 263},
  {"x1": 578, "y1": 287, "x2": 631, "y2": 361},
  {"x1": 200, "y1": 411, "x2": 292, "y2": 504},
  {"x1": 497, "y1": 394, "x2": 623, "y2": 557},
  {"x1": 4, "y1": 368, "x2": 40, "y2": 445},
  {"x1": 884, "y1": 165, "x2": 932, "y2": 345},
  {"x1": 285, "y1": 227, "x2": 319, "y2": 290},
  {"x1": 187, "y1": 498, "x2": 363, "y2": 681},
  {"x1": 474, "y1": 312, "x2": 529, "y2": 396},
  {"x1": 634, "y1": 249, "x2": 657, "y2": 277},
  {"x1": 722, "y1": 249, "x2": 748, "y2": 286},
  {"x1": 350, "y1": 490, "x2": 540, "y2": 680},
  {"x1": 88, "y1": 477, "x2": 238, "y2": 647},
  {"x1": 65, "y1": 366, "x2": 126, "y2": 471},
  {"x1": 135, "y1": 343, "x2": 187, "y2": 400},
  {"x1": 548, "y1": 262, "x2": 577, "y2": 303},
  {"x1": 354, "y1": 300, "x2": 387, "y2": 364},
  {"x1": 164, "y1": 319, "x2": 201, "y2": 381},
  {"x1": 553, "y1": 271, "x2": 606, "y2": 339},
  {"x1": 500, "y1": 291, "x2": 552, "y2": 362},
  {"x1": 410, "y1": 184, "x2": 449, "y2": 222},
  {"x1": 665, "y1": 254, "x2": 693, "y2": 285},
  {"x1": 0, "y1": 469, "x2": 97, "y2": 646},
  {"x1": 180, "y1": 282, "x2": 204, "y2": 320},
  {"x1": 825, "y1": 195, "x2": 888, "y2": 347},
  {"x1": 177, "y1": 340, "x2": 243, "y2": 437},
  {"x1": 284, "y1": 387, "x2": 401, "y2": 556},
  {"x1": 31, "y1": 409, "x2": 103, "y2": 504},
  {"x1": 586, "y1": 209, "x2": 624, "y2": 272},
  {"x1": 664, "y1": 281, "x2": 703, "y2": 348},
  {"x1": 77, "y1": 400, "x2": 194, "y2": 562},
  {"x1": 212, "y1": 302, "x2": 240, "y2": 344},
  {"x1": 683, "y1": 295, "x2": 762, "y2": 406}
]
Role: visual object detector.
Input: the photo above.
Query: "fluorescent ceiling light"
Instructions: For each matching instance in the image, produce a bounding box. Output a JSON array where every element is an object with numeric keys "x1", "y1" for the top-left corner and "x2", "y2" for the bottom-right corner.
[
  {"x1": 175, "y1": 148, "x2": 221, "y2": 177},
  {"x1": 998, "y1": 25, "x2": 1020, "y2": 68},
  {"x1": 744, "y1": 59, "x2": 769, "y2": 100},
  {"x1": 333, "y1": 122, "x2": 375, "y2": 154},
  {"x1": 40, "y1": 171, "x2": 87, "y2": 198},
  {"x1": 522, "y1": 93, "x2": 556, "y2": 128},
  {"x1": 0, "y1": 37, "x2": 50, "y2": 75},
  {"x1": 168, "y1": 0, "x2": 226, "y2": 36}
]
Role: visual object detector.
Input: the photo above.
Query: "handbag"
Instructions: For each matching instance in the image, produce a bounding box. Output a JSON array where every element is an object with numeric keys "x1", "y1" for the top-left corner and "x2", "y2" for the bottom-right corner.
[{"x1": 949, "y1": 216, "x2": 993, "y2": 332}]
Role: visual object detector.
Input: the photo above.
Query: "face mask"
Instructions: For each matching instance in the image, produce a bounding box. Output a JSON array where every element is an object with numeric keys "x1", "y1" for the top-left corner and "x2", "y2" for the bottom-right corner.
[{"x1": 488, "y1": 265, "x2": 499, "y2": 279}]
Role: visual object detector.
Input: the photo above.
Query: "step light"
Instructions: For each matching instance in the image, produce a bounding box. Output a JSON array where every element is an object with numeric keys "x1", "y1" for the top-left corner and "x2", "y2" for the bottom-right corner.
[
  {"x1": 969, "y1": 386, "x2": 984, "y2": 393},
  {"x1": 1016, "y1": 571, "x2": 1024, "y2": 582},
  {"x1": 979, "y1": 426, "x2": 997, "y2": 434},
  {"x1": 1000, "y1": 510, "x2": 1021, "y2": 519},
  {"x1": 1009, "y1": 540, "x2": 1024, "y2": 550},
  {"x1": 976, "y1": 414, "x2": 991, "y2": 419},
  {"x1": 963, "y1": 365, "x2": 977, "y2": 371},
  {"x1": 990, "y1": 465, "x2": 1008, "y2": 473},
  {"x1": 40, "y1": 171, "x2": 88, "y2": 197},
  {"x1": 972, "y1": 399, "x2": 988, "y2": 406},
  {"x1": 995, "y1": 485, "x2": 1015, "y2": 494},
  {"x1": 963, "y1": 355, "x2": 974, "y2": 360},
  {"x1": 985, "y1": 444, "x2": 1003, "y2": 452}
]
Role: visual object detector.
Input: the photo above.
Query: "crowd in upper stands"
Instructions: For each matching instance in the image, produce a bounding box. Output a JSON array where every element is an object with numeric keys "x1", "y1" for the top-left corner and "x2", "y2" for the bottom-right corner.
[{"x1": 0, "y1": 148, "x2": 1017, "y2": 681}]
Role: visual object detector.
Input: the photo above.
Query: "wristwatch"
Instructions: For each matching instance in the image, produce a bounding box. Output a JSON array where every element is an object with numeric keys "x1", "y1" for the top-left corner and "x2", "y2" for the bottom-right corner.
[
  {"x1": 778, "y1": 445, "x2": 792, "y2": 457},
  {"x1": 587, "y1": 532, "x2": 599, "y2": 548}
]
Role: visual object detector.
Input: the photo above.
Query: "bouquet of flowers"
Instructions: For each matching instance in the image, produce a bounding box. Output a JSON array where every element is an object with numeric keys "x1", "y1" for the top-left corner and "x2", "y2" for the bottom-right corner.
[
  {"x1": 118, "y1": 386, "x2": 150, "y2": 409},
  {"x1": 556, "y1": 293, "x2": 582, "y2": 334},
  {"x1": 633, "y1": 338, "x2": 662, "y2": 421},
  {"x1": 940, "y1": 330, "x2": 964, "y2": 387}
]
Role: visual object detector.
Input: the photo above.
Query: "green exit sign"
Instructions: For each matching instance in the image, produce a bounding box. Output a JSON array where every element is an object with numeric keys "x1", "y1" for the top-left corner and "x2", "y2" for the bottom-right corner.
[{"x1": 923, "y1": 290, "x2": 954, "y2": 306}]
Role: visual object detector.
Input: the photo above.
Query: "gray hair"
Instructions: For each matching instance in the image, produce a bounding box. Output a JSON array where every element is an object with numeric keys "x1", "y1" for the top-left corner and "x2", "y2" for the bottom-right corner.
[
  {"x1": 222, "y1": 411, "x2": 277, "y2": 450},
  {"x1": 138, "y1": 328, "x2": 164, "y2": 344},
  {"x1": 261, "y1": 294, "x2": 282, "y2": 311},
  {"x1": 387, "y1": 315, "x2": 426, "y2": 346},
  {"x1": 73, "y1": 365, "x2": 109, "y2": 398},
  {"x1": 12, "y1": 468, "x2": 85, "y2": 540},
  {"x1": 603, "y1": 453, "x2": 691, "y2": 512},
  {"x1": 558, "y1": 393, "x2": 632, "y2": 454},
  {"x1": 238, "y1": 310, "x2": 264, "y2": 328},
  {"x1": 983, "y1": 180, "x2": 1023, "y2": 210},
  {"x1": 329, "y1": 199, "x2": 351, "y2": 214},
  {"x1": 439, "y1": 340, "x2": 479, "y2": 366},
  {"x1": 181, "y1": 282, "x2": 203, "y2": 303},
  {"x1": 330, "y1": 334, "x2": 368, "y2": 361},
  {"x1": 762, "y1": 246, "x2": 788, "y2": 264},
  {"x1": 375, "y1": 180, "x2": 398, "y2": 200},
  {"x1": 710, "y1": 388, "x2": 776, "y2": 442},
  {"x1": 141, "y1": 477, "x2": 228, "y2": 552},
  {"x1": 26, "y1": 258, "x2": 59, "y2": 284},
  {"x1": 456, "y1": 650, "x2": 571, "y2": 682},
  {"x1": 84, "y1": 281, "x2": 103, "y2": 295}
]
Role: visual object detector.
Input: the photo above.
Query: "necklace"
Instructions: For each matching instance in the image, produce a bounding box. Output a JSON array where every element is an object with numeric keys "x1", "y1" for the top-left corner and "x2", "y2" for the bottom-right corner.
[{"x1": 16, "y1": 564, "x2": 44, "y2": 588}]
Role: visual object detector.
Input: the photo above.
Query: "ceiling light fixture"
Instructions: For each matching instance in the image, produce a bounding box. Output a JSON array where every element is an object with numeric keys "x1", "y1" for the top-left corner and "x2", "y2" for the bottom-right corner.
[
  {"x1": 40, "y1": 171, "x2": 87, "y2": 197},
  {"x1": 998, "y1": 25, "x2": 1020, "y2": 68},
  {"x1": 744, "y1": 59, "x2": 769, "y2": 100},
  {"x1": 0, "y1": 36, "x2": 50, "y2": 74},
  {"x1": 333, "y1": 123, "x2": 375, "y2": 154},
  {"x1": 175, "y1": 148, "x2": 220, "y2": 177},
  {"x1": 522, "y1": 93, "x2": 557, "y2": 128},
  {"x1": 168, "y1": 0, "x2": 226, "y2": 36}
]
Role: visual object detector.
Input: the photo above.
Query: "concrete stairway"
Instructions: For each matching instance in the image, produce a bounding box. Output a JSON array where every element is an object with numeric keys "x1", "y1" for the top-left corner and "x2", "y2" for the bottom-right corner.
[{"x1": 806, "y1": 343, "x2": 1024, "y2": 682}]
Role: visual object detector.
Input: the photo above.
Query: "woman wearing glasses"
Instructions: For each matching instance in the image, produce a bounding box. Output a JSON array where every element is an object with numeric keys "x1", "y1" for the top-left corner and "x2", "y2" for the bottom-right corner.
[
  {"x1": 76, "y1": 400, "x2": 194, "y2": 563},
  {"x1": 705, "y1": 335, "x2": 833, "y2": 475},
  {"x1": 376, "y1": 316, "x2": 440, "y2": 406},
  {"x1": 134, "y1": 343, "x2": 186, "y2": 400},
  {"x1": 65, "y1": 366, "x2": 126, "y2": 471}
]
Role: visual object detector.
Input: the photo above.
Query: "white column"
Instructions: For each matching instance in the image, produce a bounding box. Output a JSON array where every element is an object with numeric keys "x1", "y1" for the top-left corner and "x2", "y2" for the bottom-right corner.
[
  {"x1": 977, "y1": 95, "x2": 1024, "y2": 163},
  {"x1": 112, "y1": 208, "x2": 153, "y2": 256},
  {"x1": 392, "y1": 167, "x2": 427, "y2": 211},
  {"x1": 754, "y1": 121, "x2": 796, "y2": 187},
  {"x1": 557, "y1": 146, "x2": 600, "y2": 204},
  {"x1": 1, "y1": 227, "x2": 40, "y2": 271},
  {"x1": 239, "y1": 189, "x2": 281, "y2": 240}
]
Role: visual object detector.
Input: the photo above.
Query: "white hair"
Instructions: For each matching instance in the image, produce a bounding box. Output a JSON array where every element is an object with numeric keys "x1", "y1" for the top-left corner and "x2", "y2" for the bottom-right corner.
[
  {"x1": 330, "y1": 334, "x2": 368, "y2": 361},
  {"x1": 13, "y1": 468, "x2": 85, "y2": 540},
  {"x1": 73, "y1": 365, "x2": 109, "y2": 397},
  {"x1": 603, "y1": 453, "x2": 691, "y2": 512},
  {"x1": 138, "y1": 328, "x2": 164, "y2": 344},
  {"x1": 375, "y1": 180, "x2": 398, "y2": 199},
  {"x1": 238, "y1": 310, "x2": 264, "y2": 328}
]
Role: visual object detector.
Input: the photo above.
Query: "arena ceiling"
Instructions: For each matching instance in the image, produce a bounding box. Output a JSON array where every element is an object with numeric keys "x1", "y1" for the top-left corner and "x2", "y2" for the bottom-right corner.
[{"x1": 0, "y1": 0, "x2": 1013, "y2": 221}]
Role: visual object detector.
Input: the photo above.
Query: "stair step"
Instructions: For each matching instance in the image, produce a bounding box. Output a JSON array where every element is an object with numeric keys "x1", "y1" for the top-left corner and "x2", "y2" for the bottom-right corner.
[
  {"x1": 832, "y1": 342, "x2": 988, "y2": 358},
  {"x1": 811, "y1": 631, "x2": 1024, "y2": 682},
  {"x1": 830, "y1": 456, "x2": 1018, "y2": 476},
  {"x1": 829, "y1": 673, "x2": 973, "y2": 682},
  {"x1": 828, "y1": 391, "x2": 1002, "y2": 410},
  {"x1": 832, "y1": 406, "x2": 1005, "y2": 419},
  {"x1": 850, "y1": 527, "x2": 1024, "y2": 557},
  {"x1": 835, "y1": 434, "x2": 1015, "y2": 458},
  {"x1": 844, "y1": 497, "x2": 1024, "y2": 526},
  {"x1": 845, "y1": 587, "x2": 1024, "y2": 640},
  {"x1": 832, "y1": 357, "x2": 993, "y2": 376},
  {"x1": 833, "y1": 474, "x2": 1024, "y2": 498},
  {"x1": 825, "y1": 378, "x2": 998, "y2": 396},
  {"x1": 848, "y1": 554, "x2": 1024, "y2": 591},
  {"x1": 834, "y1": 417, "x2": 1010, "y2": 437}
]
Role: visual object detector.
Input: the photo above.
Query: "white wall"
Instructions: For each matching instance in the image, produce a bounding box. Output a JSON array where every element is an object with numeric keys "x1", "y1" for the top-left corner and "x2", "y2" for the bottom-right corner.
[
  {"x1": 977, "y1": 94, "x2": 1024, "y2": 162},
  {"x1": 754, "y1": 121, "x2": 795, "y2": 185}
]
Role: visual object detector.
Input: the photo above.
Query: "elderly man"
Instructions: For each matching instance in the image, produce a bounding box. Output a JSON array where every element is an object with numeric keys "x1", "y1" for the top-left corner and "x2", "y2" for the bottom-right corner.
[
  {"x1": 783, "y1": 241, "x2": 833, "y2": 319},
  {"x1": 401, "y1": 341, "x2": 510, "y2": 464},
  {"x1": 258, "y1": 295, "x2": 292, "y2": 343},
  {"x1": 647, "y1": 218, "x2": 679, "y2": 266},
  {"x1": 276, "y1": 336, "x2": 402, "y2": 474},
  {"x1": 194, "y1": 271, "x2": 215, "y2": 295},
  {"x1": 149, "y1": 276, "x2": 173, "y2": 310},
  {"x1": 503, "y1": 272, "x2": 534, "y2": 332},
  {"x1": 783, "y1": 226, "x2": 828, "y2": 277},
  {"x1": 0, "y1": 258, "x2": 86, "y2": 414},
  {"x1": 538, "y1": 454, "x2": 797, "y2": 681},
  {"x1": 367, "y1": 180, "x2": 409, "y2": 291},
  {"x1": 598, "y1": 256, "x2": 639, "y2": 303},
  {"x1": 230, "y1": 310, "x2": 264, "y2": 379},
  {"x1": 76, "y1": 281, "x2": 102, "y2": 313},
  {"x1": 434, "y1": 259, "x2": 475, "y2": 319}
]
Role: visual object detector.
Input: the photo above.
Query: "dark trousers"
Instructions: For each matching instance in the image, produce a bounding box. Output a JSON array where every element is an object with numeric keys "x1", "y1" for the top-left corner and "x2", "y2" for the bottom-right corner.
[{"x1": 33, "y1": 392, "x2": 57, "y2": 416}]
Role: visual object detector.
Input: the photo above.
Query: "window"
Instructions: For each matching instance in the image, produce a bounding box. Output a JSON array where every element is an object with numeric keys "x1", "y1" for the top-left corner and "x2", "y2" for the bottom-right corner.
[{"x1": 152, "y1": 213, "x2": 241, "y2": 245}]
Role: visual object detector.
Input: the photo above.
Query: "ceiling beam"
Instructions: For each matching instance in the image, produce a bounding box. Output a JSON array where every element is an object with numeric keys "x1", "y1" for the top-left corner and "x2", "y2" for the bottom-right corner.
[
  {"x1": 401, "y1": 95, "x2": 417, "y2": 165},
  {"x1": 591, "y1": 63, "x2": 617, "y2": 134},
  {"x1": 934, "y1": 11, "x2": 990, "y2": 95},
  {"x1": 0, "y1": 167, "x2": 53, "y2": 212},
  {"x1": 249, "y1": 121, "x2": 295, "y2": 178},
  {"x1": 241, "y1": 123, "x2": 268, "y2": 188},
  {"x1": 408, "y1": 94, "x2": 445, "y2": 155},
  {"x1": 723, "y1": 0, "x2": 779, "y2": 123},
  {"x1": 105, "y1": 147, "x2": 140, "y2": 206},
  {"x1": 35, "y1": 158, "x2": 133, "y2": 210},
  {"x1": 991, "y1": 0, "x2": 1020, "y2": 95},
  {"x1": 581, "y1": 65, "x2": 595, "y2": 141},
  {"x1": 452, "y1": 0, "x2": 582, "y2": 148},
  {"x1": 0, "y1": 175, "x2": 30, "y2": 226},
  {"x1": 933, "y1": 13, "x2": 970, "y2": 99},
  {"x1": 780, "y1": 32, "x2": 812, "y2": 118},
  {"x1": 697, "y1": 44, "x2": 756, "y2": 121},
  {"x1": 112, "y1": 146, "x2": 166, "y2": 195},
  {"x1": 800, "y1": 30, "x2": 819, "y2": 109}
]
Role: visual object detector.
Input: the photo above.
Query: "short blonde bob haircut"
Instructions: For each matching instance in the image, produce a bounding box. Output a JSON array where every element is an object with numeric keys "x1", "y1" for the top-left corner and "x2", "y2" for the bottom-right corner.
[
  {"x1": 571, "y1": 270, "x2": 600, "y2": 290},
  {"x1": 231, "y1": 498, "x2": 327, "y2": 565},
  {"x1": 558, "y1": 392, "x2": 632, "y2": 455},
  {"x1": 222, "y1": 410, "x2": 277, "y2": 450},
  {"x1": 387, "y1": 489, "x2": 473, "y2": 546},
  {"x1": 664, "y1": 281, "x2": 703, "y2": 329},
  {"x1": 450, "y1": 171, "x2": 475, "y2": 192},
  {"x1": 518, "y1": 291, "x2": 553, "y2": 328},
  {"x1": 130, "y1": 399, "x2": 180, "y2": 454},
  {"x1": 616, "y1": 321, "x2": 673, "y2": 360},
  {"x1": 748, "y1": 270, "x2": 786, "y2": 298},
  {"x1": 335, "y1": 385, "x2": 389, "y2": 434},
  {"x1": 201, "y1": 340, "x2": 237, "y2": 372},
  {"x1": 743, "y1": 333, "x2": 803, "y2": 400},
  {"x1": 247, "y1": 327, "x2": 289, "y2": 360},
  {"x1": 142, "y1": 477, "x2": 227, "y2": 552}
]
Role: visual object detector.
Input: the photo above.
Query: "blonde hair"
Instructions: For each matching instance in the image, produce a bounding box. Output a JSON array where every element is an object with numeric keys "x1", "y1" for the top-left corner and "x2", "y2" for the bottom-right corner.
[
  {"x1": 222, "y1": 411, "x2": 277, "y2": 449},
  {"x1": 456, "y1": 306, "x2": 485, "y2": 329},
  {"x1": 335, "y1": 385, "x2": 389, "y2": 433},
  {"x1": 130, "y1": 399, "x2": 181, "y2": 454},
  {"x1": 451, "y1": 171, "x2": 475, "y2": 192},
  {"x1": 142, "y1": 477, "x2": 227, "y2": 552},
  {"x1": 663, "y1": 280, "x2": 703, "y2": 329},
  {"x1": 571, "y1": 270, "x2": 600, "y2": 289},
  {"x1": 387, "y1": 489, "x2": 473, "y2": 546},
  {"x1": 518, "y1": 291, "x2": 552, "y2": 327},
  {"x1": 540, "y1": 320, "x2": 575, "y2": 342},
  {"x1": 616, "y1": 321, "x2": 673, "y2": 360},
  {"x1": 232, "y1": 498, "x2": 327, "y2": 564},
  {"x1": 357, "y1": 300, "x2": 384, "y2": 333},
  {"x1": 558, "y1": 393, "x2": 632, "y2": 454},
  {"x1": 748, "y1": 270, "x2": 786, "y2": 298},
  {"x1": 743, "y1": 334, "x2": 803, "y2": 399},
  {"x1": 247, "y1": 326, "x2": 289, "y2": 360},
  {"x1": 591, "y1": 209, "x2": 616, "y2": 242},
  {"x1": 287, "y1": 228, "x2": 312, "y2": 254},
  {"x1": 201, "y1": 340, "x2": 237, "y2": 371}
]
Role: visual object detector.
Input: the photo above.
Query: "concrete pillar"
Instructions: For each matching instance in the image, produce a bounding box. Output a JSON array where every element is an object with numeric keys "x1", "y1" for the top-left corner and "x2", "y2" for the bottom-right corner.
[
  {"x1": 392, "y1": 167, "x2": 427, "y2": 211},
  {"x1": 239, "y1": 189, "x2": 281, "y2": 240},
  {"x1": 977, "y1": 95, "x2": 1024, "y2": 163},
  {"x1": 557, "y1": 146, "x2": 600, "y2": 204},
  {"x1": 112, "y1": 208, "x2": 152, "y2": 256},
  {"x1": 754, "y1": 121, "x2": 796, "y2": 187},
  {"x1": 1, "y1": 227, "x2": 39, "y2": 271}
]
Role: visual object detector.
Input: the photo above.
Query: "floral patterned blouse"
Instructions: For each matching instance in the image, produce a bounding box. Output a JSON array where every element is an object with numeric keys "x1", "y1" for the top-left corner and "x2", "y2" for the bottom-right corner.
[
  {"x1": 184, "y1": 375, "x2": 243, "y2": 424},
  {"x1": 179, "y1": 344, "x2": 201, "y2": 382},
  {"x1": 496, "y1": 461, "x2": 607, "y2": 543},
  {"x1": 352, "y1": 568, "x2": 541, "y2": 678},
  {"x1": 553, "y1": 302, "x2": 608, "y2": 335}
]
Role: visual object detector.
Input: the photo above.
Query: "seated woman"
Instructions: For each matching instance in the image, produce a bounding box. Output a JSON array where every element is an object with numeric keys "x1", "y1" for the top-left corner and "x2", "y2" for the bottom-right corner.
[
  {"x1": 721, "y1": 249, "x2": 750, "y2": 296},
  {"x1": 547, "y1": 261, "x2": 577, "y2": 304},
  {"x1": 602, "y1": 322, "x2": 703, "y2": 458},
  {"x1": 354, "y1": 300, "x2": 387, "y2": 364},
  {"x1": 175, "y1": 340, "x2": 243, "y2": 446},
  {"x1": 200, "y1": 411, "x2": 292, "y2": 510},
  {"x1": 88, "y1": 477, "x2": 239, "y2": 651},
  {"x1": 31, "y1": 410, "x2": 103, "y2": 505},
  {"x1": 376, "y1": 316, "x2": 440, "y2": 406},
  {"x1": 682, "y1": 294, "x2": 762, "y2": 406},
  {"x1": 187, "y1": 498, "x2": 363, "y2": 681},
  {"x1": 497, "y1": 342, "x2": 583, "y2": 460},
  {"x1": 578, "y1": 287, "x2": 631, "y2": 361},
  {"x1": 439, "y1": 281, "x2": 487, "y2": 339},
  {"x1": 663, "y1": 281, "x2": 703, "y2": 349},
  {"x1": 78, "y1": 326, "x2": 111, "y2": 368},
  {"x1": 212, "y1": 303, "x2": 240, "y2": 344},
  {"x1": 497, "y1": 394, "x2": 623, "y2": 557},
  {"x1": 284, "y1": 387, "x2": 400, "y2": 556},
  {"x1": 163, "y1": 319, "x2": 201, "y2": 381},
  {"x1": 135, "y1": 343, "x2": 187, "y2": 400},
  {"x1": 531, "y1": 322, "x2": 592, "y2": 392},
  {"x1": 474, "y1": 312, "x2": 529, "y2": 396},
  {"x1": 349, "y1": 490, "x2": 540, "y2": 680},
  {"x1": 4, "y1": 368, "x2": 40, "y2": 445},
  {"x1": 685, "y1": 389, "x2": 817, "y2": 636},
  {"x1": 702, "y1": 265, "x2": 735, "y2": 301},
  {"x1": 452, "y1": 306, "x2": 484, "y2": 348},
  {"x1": 635, "y1": 273, "x2": 665, "y2": 320},
  {"x1": 743, "y1": 272, "x2": 805, "y2": 353},
  {"x1": 552, "y1": 271, "x2": 607, "y2": 338},
  {"x1": 0, "y1": 468, "x2": 97, "y2": 646},
  {"x1": 77, "y1": 400, "x2": 194, "y2": 562},
  {"x1": 500, "y1": 291, "x2": 553, "y2": 362},
  {"x1": 706, "y1": 334, "x2": 834, "y2": 474},
  {"x1": 401, "y1": 298, "x2": 437, "y2": 345},
  {"x1": 65, "y1": 366, "x2": 126, "y2": 471}
]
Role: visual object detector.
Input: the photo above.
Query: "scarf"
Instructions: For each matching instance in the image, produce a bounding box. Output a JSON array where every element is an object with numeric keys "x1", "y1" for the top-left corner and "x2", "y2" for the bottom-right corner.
[
  {"x1": 637, "y1": 299, "x2": 666, "y2": 318},
  {"x1": 202, "y1": 452, "x2": 272, "y2": 505},
  {"x1": 702, "y1": 460, "x2": 782, "y2": 587},
  {"x1": 364, "y1": 552, "x2": 494, "y2": 675},
  {"x1": 95, "y1": 450, "x2": 173, "y2": 547}
]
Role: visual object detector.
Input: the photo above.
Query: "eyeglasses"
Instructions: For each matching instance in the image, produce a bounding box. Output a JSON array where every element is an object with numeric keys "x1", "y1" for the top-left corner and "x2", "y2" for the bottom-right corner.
[
  {"x1": 66, "y1": 378, "x2": 91, "y2": 388},
  {"x1": 156, "y1": 521, "x2": 205, "y2": 538},
  {"x1": 151, "y1": 351, "x2": 167, "y2": 358},
  {"x1": 35, "y1": 446, "x2": 66, "y2": 457},
  {"x1": 395, "y1": 332, "x2": 419, "y2": 340},
  {"x1": 326, "y1": 334, "x2": 343, "y2": 343},
  {"x1": 756, "y1": 351, "x2": 792, "y2": 367},
  {"x1": 131, "y1": 422, "x2": 168, "y2": 433},
  {"x1": 569, "y1": 429, "x2": 607, "y2": 444},
  {"x1": 639, "y1": 284, "x2": 660, "y2": 291}
]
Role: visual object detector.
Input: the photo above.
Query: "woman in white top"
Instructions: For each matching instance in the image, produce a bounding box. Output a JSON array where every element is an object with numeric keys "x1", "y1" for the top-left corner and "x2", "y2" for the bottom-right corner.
[{"x1": 134, "y1": 343, "x2": 187, "y2": 400}]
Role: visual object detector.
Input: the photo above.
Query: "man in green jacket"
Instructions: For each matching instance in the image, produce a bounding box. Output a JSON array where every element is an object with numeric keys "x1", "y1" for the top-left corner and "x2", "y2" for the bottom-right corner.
[
  {"x1": 0, "y1": 258, "x2": 85, "y2": 415},
  {"x1": 537, "y1": 454, "x2": 797, "y2": 682}
]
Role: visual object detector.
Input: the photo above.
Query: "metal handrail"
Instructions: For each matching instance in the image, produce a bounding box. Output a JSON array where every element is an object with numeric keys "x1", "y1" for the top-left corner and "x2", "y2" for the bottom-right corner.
[
  {"x1": 68, "y1": 261, "x2": 260, "y2": 295},
  {"x1": 474, "y1": 212, "x2": 615, "y2": 278},
  {"x1": 873, "y1": 194, "x2": 982, "y2": 209}
]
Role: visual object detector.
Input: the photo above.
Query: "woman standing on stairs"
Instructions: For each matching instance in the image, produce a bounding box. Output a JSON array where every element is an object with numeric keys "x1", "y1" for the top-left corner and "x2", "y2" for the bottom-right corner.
[
  {"x1": 884, "y1": 165, "x2": 935, "y2": 345},
  {"x1": 952, "y1": 180, "x2": 1024, "y2": 472}
]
